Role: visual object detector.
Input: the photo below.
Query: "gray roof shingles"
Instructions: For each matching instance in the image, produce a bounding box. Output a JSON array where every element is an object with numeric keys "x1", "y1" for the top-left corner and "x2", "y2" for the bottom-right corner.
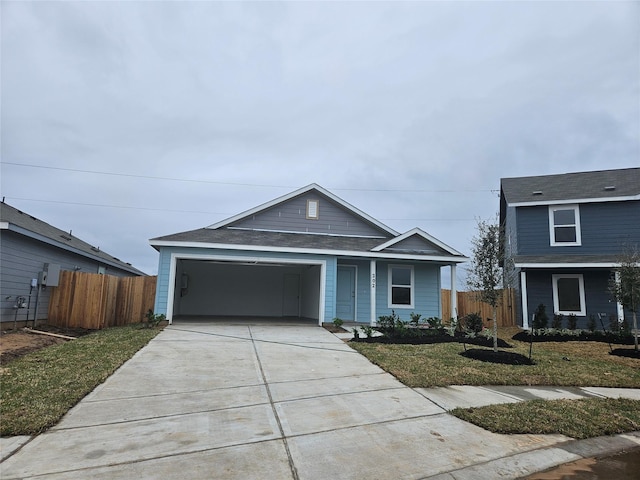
[
  {"x1": 501, "y1": 167, "x2": 640, "y2": 205},
  {"x1": 1, "y1": 202, "x2": 145, "y2": 275},
  {"x1": 151, "y1": 228, "x2": 389, "y2": 252}
]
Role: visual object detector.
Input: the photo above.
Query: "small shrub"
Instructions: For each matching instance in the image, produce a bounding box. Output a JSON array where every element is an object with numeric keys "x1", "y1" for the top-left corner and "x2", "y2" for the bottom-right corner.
[
  {"x1": 352, "y1": 327, "x2": 360, "y2": 339},
  {"x1": 587, "y1": 315, "x2": 597, "y2": 332},
  {"x1": 609, "y1": 314, "x2": 620, "y2": 332},
  {"x1": 462, "y1": 312, "x2": 483, "y2": 333},
  {"x1": 533, "y1": 304, "x2": 549, "y2": 331},
  {"x1": 361, "y1": 325, "x2": 374, "y2": 338},
  {"x1": 567, "y1": 314, "x2": 578, "y2": 330},
  {"x1": 426, "y1": 317, "x2": 443, "y2": 329},
  {"x1": 621, "y1": 318, "x2": 631, "y2": 336},
  {"x1": 333, "y1": 318, "x2": 344, "y2": 329},
  {"x1": 552, "y1": 313, "x2": 564, "y2": 330},
  {"x1": 378, "y1": 311, "x2": 401, "y2": 332},
  {"x1": 145, "y1": 310, "x2": 166, "y2": 328},
  {"x1": 445, "y1": 318, "x2": 458, "y2": 337},
  {"x1": 409, "y1": 312, "x2": 422, "y2": 325}
]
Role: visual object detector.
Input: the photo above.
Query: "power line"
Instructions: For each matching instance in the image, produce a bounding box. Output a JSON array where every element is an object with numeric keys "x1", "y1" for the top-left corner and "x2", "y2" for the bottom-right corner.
[
  {"x1": 1, "y1": 161, "x2": 495, "y2": 193},
  {"x1": 3, "y1": 196, "x2": 476, "y2": 222}
]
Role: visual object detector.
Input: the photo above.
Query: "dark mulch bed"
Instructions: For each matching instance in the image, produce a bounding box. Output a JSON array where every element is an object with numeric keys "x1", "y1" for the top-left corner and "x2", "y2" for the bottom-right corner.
[
  {"x1": 460, "y1": 348, "x2": 535, "y2": 365},
  {"x1": 512, "y1": 331, "x2": 635, "y2": 345},
  {"x1": 351, "y1": 334, "x2": 512, "y2": 348},
  {"x1": 610, "y1": 348, "x2": 640, "y2": 359}
]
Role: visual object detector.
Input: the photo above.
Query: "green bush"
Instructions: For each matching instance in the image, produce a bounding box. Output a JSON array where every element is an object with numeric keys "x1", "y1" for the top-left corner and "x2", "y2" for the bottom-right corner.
[
  {"x1": 567, "y1": 314, "x2": 578, "y2": 330},
  {"x1": 552, "y1": 313, "x2": 564, "y2": 329},
  {"x1": 462, "y1": 312, "x2": 483, "y2": 333},
  {"x1": 533, "y1": 304, "x2": 549, "y2": 330}
]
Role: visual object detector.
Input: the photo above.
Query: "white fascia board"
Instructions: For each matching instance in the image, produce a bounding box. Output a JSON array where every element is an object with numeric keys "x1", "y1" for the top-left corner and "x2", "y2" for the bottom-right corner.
[
  {"x1": 206, "y1": 183, "x2": 400, "y2": 236},
  {"x1": 149, "y1": 240, "x2": 469, "y2": 263},
  {"x1": 514, "y1": 262, "x2": 617, "y2": 268},
  {"x1": 371, "y1": 227, "x2": 465, "y2": 256},
  {"x1": 509, "y1": 194, "x2": 639, "y2": 208}
]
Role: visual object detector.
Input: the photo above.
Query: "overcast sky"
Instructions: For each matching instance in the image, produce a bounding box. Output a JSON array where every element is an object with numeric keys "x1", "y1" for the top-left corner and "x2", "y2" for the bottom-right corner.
[{"x1": 1, "y1": 1, "x2": 638, "y2": 284}]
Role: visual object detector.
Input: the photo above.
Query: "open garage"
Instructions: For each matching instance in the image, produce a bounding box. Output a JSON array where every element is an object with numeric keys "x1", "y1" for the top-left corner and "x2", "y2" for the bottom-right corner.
[{"x1": 171, "y1": 258, "x2": 324, "y2": 322}]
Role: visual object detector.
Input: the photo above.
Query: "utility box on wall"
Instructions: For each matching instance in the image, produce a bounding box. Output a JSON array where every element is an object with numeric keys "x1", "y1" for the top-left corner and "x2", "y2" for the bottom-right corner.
[{"x1": 39, "y1": 263, "x2": 61, "y2": 287}]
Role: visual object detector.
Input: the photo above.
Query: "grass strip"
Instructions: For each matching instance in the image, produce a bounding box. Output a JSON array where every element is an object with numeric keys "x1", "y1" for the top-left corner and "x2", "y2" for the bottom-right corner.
[
  {"x1": 451, "y1": 398, "x2": 640, "y2": 439},
  {"x1": 0, "y1": 325, "x2": 161, "y2": 436},
  {"x1": 350, "y1": 333, "x2": 640, "y2": 388}
]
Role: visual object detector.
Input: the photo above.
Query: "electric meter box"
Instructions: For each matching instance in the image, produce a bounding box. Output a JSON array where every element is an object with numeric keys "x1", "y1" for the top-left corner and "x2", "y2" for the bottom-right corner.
[{"x1": 39, "y1": 263, "x2": 61, "y2": 287}]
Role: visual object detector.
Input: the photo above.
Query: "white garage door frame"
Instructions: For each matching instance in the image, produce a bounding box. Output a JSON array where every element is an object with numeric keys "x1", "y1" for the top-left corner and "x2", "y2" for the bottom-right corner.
[{"x1": 166, "y1": 252, "x2": 327, "y2": 325}]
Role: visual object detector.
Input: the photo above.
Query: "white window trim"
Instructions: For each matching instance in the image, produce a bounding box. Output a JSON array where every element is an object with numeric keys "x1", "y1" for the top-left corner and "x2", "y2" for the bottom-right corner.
[
  {"x1": 552, "y1": 274, "x2": 586, "y2": 316},
  {"x1": 388, "y1": 264, "x2": 414, "y2": 309},
  {"x1": 548, "y1": 204, "x2": 581, "y2": 246}
]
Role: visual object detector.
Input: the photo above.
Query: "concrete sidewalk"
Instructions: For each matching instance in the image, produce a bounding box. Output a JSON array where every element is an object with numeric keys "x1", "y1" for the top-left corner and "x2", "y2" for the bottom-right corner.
[{"x1": 1, "y1": 322, "x2": 639, "y2": 479}]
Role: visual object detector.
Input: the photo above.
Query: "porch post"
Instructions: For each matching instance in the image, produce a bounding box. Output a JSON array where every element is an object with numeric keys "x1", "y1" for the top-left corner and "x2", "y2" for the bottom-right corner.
[
  {"x1": 450, "y1": 263, "x2": 457, "y2": 320},
  {"x1": 520, "y1": 271, "x2": 529, "y2": 329},
  {"x1": 370, "y1": 260, "x2": 377, "y2": 326}
]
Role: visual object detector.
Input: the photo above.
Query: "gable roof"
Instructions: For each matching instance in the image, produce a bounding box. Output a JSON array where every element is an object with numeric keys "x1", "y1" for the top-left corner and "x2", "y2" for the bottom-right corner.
[
  {"x1": 501, "y1": 167, "x2": 640, "y2": 206},
  {"x1": 151, "y1": 185, "x2": 468, "y2": 263},
  {"x1": 371, "y1": 227, "x2": 464, "y2": 257},
  {"x1": 1, "y1": 201, "x2": 145, "y2": 275},
  {"x1": 208, "y1": 183, "x2": 399, "y2": 237}
]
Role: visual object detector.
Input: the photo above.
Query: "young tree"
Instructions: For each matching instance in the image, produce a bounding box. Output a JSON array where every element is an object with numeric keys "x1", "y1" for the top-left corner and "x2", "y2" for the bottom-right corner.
[
  {"x1": 467, "y1": 218, "x2": 503, "y2": 352},
  {"x1": 610, "y1": 246, "x2": 640, "y2": 352}
]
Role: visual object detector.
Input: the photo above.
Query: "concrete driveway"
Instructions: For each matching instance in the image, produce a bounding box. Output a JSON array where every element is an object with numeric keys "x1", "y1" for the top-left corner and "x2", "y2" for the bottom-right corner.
[{"x1": 0, "y1": 321, "x2": 631, "y2": 479}]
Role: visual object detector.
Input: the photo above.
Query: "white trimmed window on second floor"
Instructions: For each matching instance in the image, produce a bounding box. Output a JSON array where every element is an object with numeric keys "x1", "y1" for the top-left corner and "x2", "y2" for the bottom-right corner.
[{"x1": 549, "y1": 205, "x2": 581, "y2": 246}]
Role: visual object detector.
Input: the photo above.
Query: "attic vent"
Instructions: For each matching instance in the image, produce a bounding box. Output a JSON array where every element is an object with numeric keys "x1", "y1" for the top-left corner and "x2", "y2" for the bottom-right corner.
[
  {"x1": 604, "y1": 185, "x2": 616, "y2": 191},
  {"x1": 91, "y1": 246, "x2": 100, "y2": 252},
  {"x1": 532, "y1": 191, "x2": 543, "y2": 196},
  {"x1": 306, "y1": 199, "x2": 319, "y2": 220}
]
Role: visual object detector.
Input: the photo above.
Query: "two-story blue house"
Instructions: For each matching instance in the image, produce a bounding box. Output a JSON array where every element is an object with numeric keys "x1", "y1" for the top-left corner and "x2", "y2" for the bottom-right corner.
[
  {"x1": 500, "y1": 168, "x2": 640, "y2": 329},
  {"x1": 150, "y1": 184, "x2": 468, "y2": 325}
]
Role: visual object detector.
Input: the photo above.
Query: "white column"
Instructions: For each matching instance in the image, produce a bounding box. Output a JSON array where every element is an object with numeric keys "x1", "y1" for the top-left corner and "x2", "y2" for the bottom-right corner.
[
  {"x1": 450, "y1": 264, "x2": 457, "y2": 320},
  {"x1": 520, "y1": 271, "x2": 529, "y2": 329},
  {"x1": 370, "y1": 260, "x2": 377, "y2": 326}
]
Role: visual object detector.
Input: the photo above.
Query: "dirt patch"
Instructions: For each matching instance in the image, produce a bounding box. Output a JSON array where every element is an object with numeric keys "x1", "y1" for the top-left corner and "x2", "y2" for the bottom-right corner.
[{"x1": 0, "y1": 325, "x2": 94, "y2": 364}]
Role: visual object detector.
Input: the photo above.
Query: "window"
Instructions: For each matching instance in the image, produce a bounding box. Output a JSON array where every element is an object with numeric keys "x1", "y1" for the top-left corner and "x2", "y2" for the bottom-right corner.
[
  {"x1": 549, "y1": 205, "x2": 581, "y2": 246},
  {"x1": 306, "y1": 199, "x2": 319, "y2": 220},
  {"x1": 552, "y1": 274, "x2": 586, "y2": 316},
  {"x1": 388, "y1": 265, "x2": 413, "y2": 308}
]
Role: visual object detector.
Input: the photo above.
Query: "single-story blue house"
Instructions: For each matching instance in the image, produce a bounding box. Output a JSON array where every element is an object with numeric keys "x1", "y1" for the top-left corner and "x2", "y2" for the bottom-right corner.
[{"x1": 150, "y1": 184, "x2": 468, "y2": 325}]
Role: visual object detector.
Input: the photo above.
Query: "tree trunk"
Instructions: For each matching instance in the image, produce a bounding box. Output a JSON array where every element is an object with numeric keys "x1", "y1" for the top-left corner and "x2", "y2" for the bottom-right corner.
[
  {"x1": 493, "y1": 305, "x2": 498, "y2": 352},
  {"x1": 633, "y1": 311, "x2": 638, "y2": 352}
]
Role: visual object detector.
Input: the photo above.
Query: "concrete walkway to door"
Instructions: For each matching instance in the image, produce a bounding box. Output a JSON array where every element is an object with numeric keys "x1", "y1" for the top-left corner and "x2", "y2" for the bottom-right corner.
[{"x1": 2, "y1": 321, "x2": 638, "y2": 479}]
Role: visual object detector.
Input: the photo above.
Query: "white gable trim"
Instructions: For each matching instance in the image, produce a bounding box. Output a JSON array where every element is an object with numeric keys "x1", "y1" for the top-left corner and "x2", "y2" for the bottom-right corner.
[
  {"x1": 206, "y1": 184, "x2": 399, "y2": 236},
  {"x1": 515, "y1": 262, "x2": 617, "y2": 268},
  {"x1": 509, "y1": 194, "x2": 640, "y2": 207},
  {"x1": 371, "y1": 227, "x2": 465, "y2": 256},
  {"x1": 149, "y1": 239, "x2": 469, "y2": 263}
]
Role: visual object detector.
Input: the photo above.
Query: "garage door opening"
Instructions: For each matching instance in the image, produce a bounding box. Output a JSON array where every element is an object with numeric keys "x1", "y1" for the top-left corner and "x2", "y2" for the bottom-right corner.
[{"x1": 170, "y1": 258, "x2": 323, "y2": 323}]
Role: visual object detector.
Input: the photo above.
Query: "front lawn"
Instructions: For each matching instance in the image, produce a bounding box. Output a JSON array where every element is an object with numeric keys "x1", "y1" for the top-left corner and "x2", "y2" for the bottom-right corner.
[
  {"x1": 0, "y1": 324, "x2": 161, "y2": 436},
  {"x1": 350, "y1": 328, "x2": 640, "y2": 388},
  {"x1": 351, "y1": 327, "x2": 640, "y2": 439}
]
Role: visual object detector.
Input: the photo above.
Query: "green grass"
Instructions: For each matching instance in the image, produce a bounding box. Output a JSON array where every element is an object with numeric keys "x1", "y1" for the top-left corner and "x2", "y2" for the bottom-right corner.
[
  {"x1": 0, "y1": 325, "x2": 161, "y2": 436},
  {"x1": 350, "y1": 334, "x2": 640, "y2": 388},
  {"x1": 451, "y1": 398, "x2": 640, "y2": 439},
  {"x1": 351, "y1": 329, "x2": 640, "y2": 439}
]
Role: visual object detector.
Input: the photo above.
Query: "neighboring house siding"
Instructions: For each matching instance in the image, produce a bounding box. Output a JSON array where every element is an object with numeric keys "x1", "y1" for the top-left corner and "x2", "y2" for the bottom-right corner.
[
  {"x1": 525, "y1": 269, "x2": 617, "y2": 329},
  {"x1": 1, "y1": 231, "x2": 136, "y2": 322},
  {"x1": 230, "y1": 192, "x2": 387, "y2": 238},
  {"x1": 517, "y1": 201, "x2": 640, "y2": 256}
]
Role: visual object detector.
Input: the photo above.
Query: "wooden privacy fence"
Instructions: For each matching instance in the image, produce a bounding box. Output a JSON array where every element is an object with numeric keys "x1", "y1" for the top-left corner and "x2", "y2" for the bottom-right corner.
[
  {"x1": 442, "y1": 288, "x2": 516, "y2": 327},
  {"x1": 48, "y1": 271, "x2": 157, "y2": 330}
]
